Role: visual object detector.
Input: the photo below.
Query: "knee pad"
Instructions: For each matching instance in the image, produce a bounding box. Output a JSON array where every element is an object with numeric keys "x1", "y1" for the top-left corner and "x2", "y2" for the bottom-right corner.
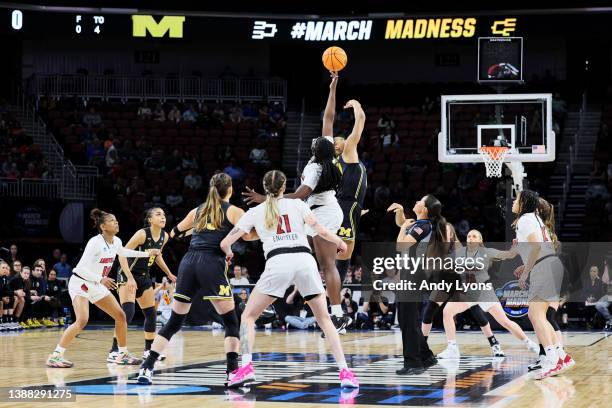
[
  {"x1": 221, "y1": 310, "x2": 240, "y2": 338},
  {"x1": 469, "y1": 305, "x2": 489, "y2": 327},
  {"x1": 422, "y1": 301, "x2": 440, "y2": 324},
  {"x1": 142, "y1": 307, "x2": 157, "y2": 333},
  {"x1": 158, "y1": 311, "x2": 187, "y2": 341},
  {"x1": 122, "y1": 302, "x2": 135, "y2": 324},
  {"x1": 547, "y1": 307, "x2": 560, "y2": 331}
]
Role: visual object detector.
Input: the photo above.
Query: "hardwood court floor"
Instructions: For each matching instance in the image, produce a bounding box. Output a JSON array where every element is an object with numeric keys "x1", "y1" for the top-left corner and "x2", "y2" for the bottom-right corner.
[{"x1": 0, "y1": 327, "x2": 609, "y2": 407}]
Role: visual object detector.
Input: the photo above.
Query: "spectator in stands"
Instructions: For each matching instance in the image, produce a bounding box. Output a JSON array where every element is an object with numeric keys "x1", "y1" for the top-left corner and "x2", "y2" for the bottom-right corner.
[
  {"x1": 153, "y1": 104, "x2": 166, "y2": 122},
  {"x1": 590, "y1": 160, "x2": 607, "y2": 185},
  {"x1": 86, "y1": 138, "x2": 105, "y2": 165},
  {"x1": 181, "y1": 151, "x2": 198, "y2": 171},
  {"x1": 2, "y1": 157, "x2": 19, "y2": 178},
  {"x1": 344, "y1": 267, "x2": 354, "y2": 284},
  {"x1": 182, "y1": 105, "x2": 198, "y2": 122},
  {"x1": 249, "y1": 141, "x2": 270, "y2": 167},
  {"x1": 230, "y1": 265, "x2": 250, "y2": 286},
  {"x1": 11, "y1": 260, "x2": 22, "y2": 277},
  {"x1": 9, "y1": 245, "x2": 19, "y2": 265},
  {"x1": 269, "y1": 105, "x2": 287, "y2": 132},
  {"x1": 184, "y1": 169, "x2": 202, "y2": 190},
  {"x1": 105, "y1": 139, "x2": 118, "y2": 169},
  {"x1": 51, "y1": 248, "x2": 61, "y2": 265},
  {"x1": 165, "y1": 188, "x2": 184, "y2": 208},
  {"x1": 212, "y1": 104, "x2": 225, "y2": 125},
  {"x1": 356, "y1": 293, "x2": 394, "y2": 330},
  {"x1": 242, "y1": 104, "x2": 258, "y2": 121},
  {"x1": 236, "y1": 288, "x2": 249, "y2": 323},
  {"x1": 223, "y1": 158, "x2": 245, "y2": 183},
  {"x1": 458, "y1": 167, "x2": 478, "y2": 191},
  {"x1": 165, "y1": 149, "x2": 183, "y2": 172},
  {"x1": 229, "y1": 106, "x2": 243, "y2": 123},
  {"x1": 144, "y1": 149, "x2": 165, "y2": 171},
  {"x1": 284, "y1": 287, "x2": 316, "y2": 330},
  {"x1": 168, "y1": 105, "x2": 181, "y2": 123},
  {"x1": 587, "y1": 263, "x2": 611, "y2": 329},
  {"x1": 552, "y1": 92, "x2": 567, "y2": 117},
  {"x1": 341, "y1": 289, "x2": 358, "y2": 323},
  {"x1": 147, "y1": 184, "x2": 162, "y2": 205},
  {"x1": 377, "y1": 114, "x2": 395, "y2": 132},
  {"x1": 381, "y1": 126, "x2": 399, "y2": 150},
  {"x1": 82, "y1": 107, "x2": 102, "y2": 127},
  {"x1": 22, "y1": 163, "x2": 38, "y2": 179},
  {"x1": 353, "y1": 266, "x2": 363, "y2": 284},
  {"x1": 138, "y1": 103, "x2": 152, "y2": 120},
  {"x1": 421, "y1": 96, "x2": 434, "y2": 114},
  {"x1": 53, "y1": 254, "x2": 72, "y2": 279}
]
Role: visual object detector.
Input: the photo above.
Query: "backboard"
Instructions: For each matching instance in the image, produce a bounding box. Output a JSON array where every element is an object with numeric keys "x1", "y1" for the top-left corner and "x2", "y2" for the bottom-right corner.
[{"x1": 438, "y1": 93, "x2": 555, "y2": 164}]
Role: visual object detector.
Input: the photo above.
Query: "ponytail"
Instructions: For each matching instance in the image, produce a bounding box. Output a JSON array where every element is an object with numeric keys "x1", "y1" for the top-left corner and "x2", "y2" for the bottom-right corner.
[
  {"x1": 264, "y1": 194, "x2": 280, "y2": 230},
  {"x1": 194, "y1": 173, "x2": 232, "y2": 232},
  {"x1": 262, "y1": 170, "x2": 287, "y2": 231}
]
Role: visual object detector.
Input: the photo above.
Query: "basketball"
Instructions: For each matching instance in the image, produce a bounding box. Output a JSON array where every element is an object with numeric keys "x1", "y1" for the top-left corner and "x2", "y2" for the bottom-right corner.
[{"x1": 322, "y1": 46, "x2": 347, "y2": 72}]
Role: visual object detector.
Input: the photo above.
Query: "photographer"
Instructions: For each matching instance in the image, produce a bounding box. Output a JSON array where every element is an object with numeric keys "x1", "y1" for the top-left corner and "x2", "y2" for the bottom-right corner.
[
  {"x1": 341, "y1": 288, "x2": 358, "y2": 324},
  {"x1": 154, "y1": 277, "x2": 174, "y2": 326},
  {"x1": 284, "y1": 287, "x2": 316, "y2": 330},
  {"x1": 356, "y1": 293, "x2": 395, "y2": 330}
]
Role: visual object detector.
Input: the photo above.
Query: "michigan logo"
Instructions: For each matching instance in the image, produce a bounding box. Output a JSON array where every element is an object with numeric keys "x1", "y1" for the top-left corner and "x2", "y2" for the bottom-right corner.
[
  {"x1": 491, "y1": 18, "x2": 516, "y2": 37},
  {"x1": 132, "y1": 15, "x2": 185, "y2": 38},
  {"x1": 338, "y1": 227, "x2": 352, "y2": 238},
  {"x1": 218, "y1": 285, "x2": 231, "y2": 297}
]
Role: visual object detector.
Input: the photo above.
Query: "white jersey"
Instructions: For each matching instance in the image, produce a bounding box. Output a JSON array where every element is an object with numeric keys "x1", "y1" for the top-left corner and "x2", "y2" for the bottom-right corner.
[
  {"x1": 301, "y1": 162, "x2": 337, "y2": 207},
  {"x1": 236, "y1": 198, "x2": 312, "y2": 258},
  {"x1": 72, "y1": 234, "x2": 150, "y2": 283},
  {"x1": 515, "y1": 212, "x2": 556, "y2": 264}
]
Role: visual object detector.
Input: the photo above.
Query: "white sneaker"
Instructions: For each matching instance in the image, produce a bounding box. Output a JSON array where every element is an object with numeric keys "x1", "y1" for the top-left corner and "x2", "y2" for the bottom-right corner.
[
  {"x1": 437, "y1": 344, "x2": 460, "y2": 359},
  {"x1": 532, "y1": 357, "x2": 562, "y2": 380},
  {"x1": 107, "y1": 351, "x2": 119, "y2": 363},
  {"x1": 491, "y1": 344, "x2": 505, "y2": 357},
  {"x1": 211, "y1": 322, "x2": 224, "y2": 330},
  {"x1": 526, "y1": 339, "x2": 540, "y2": 354}
]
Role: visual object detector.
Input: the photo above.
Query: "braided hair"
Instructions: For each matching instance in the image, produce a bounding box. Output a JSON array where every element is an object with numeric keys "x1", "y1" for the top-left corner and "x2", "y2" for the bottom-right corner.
[
  {"x1": 263, "y1": 170, "x2": 287, "y2": 230},
  {"x1": 511, "y1": 189, "x2": 540, "y2": 229},
  {"x1": 310, "y1": 137, "x2": 341, "y2": 194}
]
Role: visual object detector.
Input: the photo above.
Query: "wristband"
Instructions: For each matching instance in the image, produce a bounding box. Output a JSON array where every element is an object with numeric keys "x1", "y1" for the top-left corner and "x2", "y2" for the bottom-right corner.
[{"x1": 172, "y1": 226, "x2": 182, "y2": 238}]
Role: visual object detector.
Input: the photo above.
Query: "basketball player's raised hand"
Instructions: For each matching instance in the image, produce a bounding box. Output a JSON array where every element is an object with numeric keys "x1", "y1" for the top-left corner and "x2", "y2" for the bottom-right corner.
[
  {"x1": 344, "y1": 99, "x2": 361, "y2": 110},
  {"x1": 242, "y1": 186, "x2": 265, "y2": 205},
  {"x1": 387, "y1": 203, "x2": 404, "y2": 214},
  {"x1": 329, "y1": 71, "x2": 338, "y2": 89}
]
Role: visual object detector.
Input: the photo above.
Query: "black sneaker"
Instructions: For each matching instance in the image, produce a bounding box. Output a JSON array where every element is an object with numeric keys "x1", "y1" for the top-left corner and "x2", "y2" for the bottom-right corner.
[
  {"x1": 396, "y1": 366, "x2": 425, "y2": 375},
  {"x1": 321, "y1": 315, "x2": 352, "y2": 338},
  {"x1": 423, "y1": 356, "x2": 438, "y2": 369},
  {"x1": 527, "y1": 359, "x2": 542, "y2": 372}
]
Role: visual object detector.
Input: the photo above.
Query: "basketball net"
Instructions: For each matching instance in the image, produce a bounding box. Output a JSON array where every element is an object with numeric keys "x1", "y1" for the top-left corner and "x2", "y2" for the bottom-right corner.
[{"x1": 479, "y1": 146, "x2": 509, "y2": 178}]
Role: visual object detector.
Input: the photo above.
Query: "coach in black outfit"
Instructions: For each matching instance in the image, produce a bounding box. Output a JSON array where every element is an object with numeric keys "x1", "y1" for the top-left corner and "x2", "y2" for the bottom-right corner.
[{"x1": 392, "y1": 195, "x2": 447, "y2": 375}]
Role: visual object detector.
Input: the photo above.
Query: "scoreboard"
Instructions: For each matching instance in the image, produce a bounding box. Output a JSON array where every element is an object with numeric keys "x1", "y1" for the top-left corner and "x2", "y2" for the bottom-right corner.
[{"x1": 0, "y1": 7, "x2": 527, "y2": 41}]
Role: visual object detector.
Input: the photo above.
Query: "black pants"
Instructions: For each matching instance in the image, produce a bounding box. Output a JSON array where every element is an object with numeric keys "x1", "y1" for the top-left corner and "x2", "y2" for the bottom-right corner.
[{"x1": 398, "y1": 301, "x2": 433, "y2": 368}]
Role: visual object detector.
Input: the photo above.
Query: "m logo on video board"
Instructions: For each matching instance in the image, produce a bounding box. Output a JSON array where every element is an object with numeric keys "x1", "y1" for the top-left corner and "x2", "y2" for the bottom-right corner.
[{"x1": 132, "y1": 15, "x2": 185, "y2": 38}]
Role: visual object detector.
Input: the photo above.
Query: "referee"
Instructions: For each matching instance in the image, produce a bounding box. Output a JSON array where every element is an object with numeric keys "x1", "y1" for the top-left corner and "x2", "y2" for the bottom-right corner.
[{"x1": 390, "y1": 195, "x2": 446, "y2": 375}]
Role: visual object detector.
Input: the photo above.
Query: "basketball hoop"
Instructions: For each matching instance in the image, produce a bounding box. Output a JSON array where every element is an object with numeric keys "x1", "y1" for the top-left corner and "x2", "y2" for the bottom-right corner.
[{"x1": 479, "y1": 146, "x2": 509, "y2": 178}]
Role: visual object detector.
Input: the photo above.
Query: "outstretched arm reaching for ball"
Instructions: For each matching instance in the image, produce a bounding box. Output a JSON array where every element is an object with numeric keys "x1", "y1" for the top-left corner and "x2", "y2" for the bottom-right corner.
[
  {"x1": 322, "y1": 71, "x2": 338, "y2": 138},
  {"x1": 342, "y1": 99, "x2": 365, "y2": 163}
]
